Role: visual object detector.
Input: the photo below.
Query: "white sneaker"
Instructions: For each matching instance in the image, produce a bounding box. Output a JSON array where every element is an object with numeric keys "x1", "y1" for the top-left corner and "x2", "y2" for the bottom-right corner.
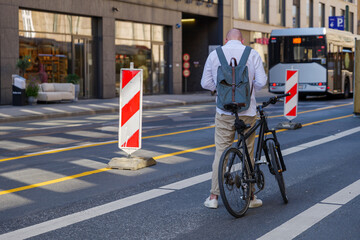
[
  {"x1": 249, "y1": 195, "x2": 263, "y2": 208},
  {"x1": 204, "y1": 197, "x2": 218, "y2": 209}
]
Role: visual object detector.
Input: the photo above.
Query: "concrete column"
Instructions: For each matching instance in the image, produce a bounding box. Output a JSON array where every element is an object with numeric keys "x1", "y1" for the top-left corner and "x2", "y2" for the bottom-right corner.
[
  {"x1": 99, "y1": 17, "x2": 116, "y2": 99},
  {"x1": 173, "y1": 22, "x2": 182, "y2": 94},
  {"x1": 354, "y1": 40, "x2": 360, "y2": 115},
  {"x1": 222, "y1": 0, "x2": 232, "y2": 38},
  {"x1": 285, "y1": 0, "x2": 293, "y2": 28},
  {"x1": 0, "y1": 3, "x2": 19, "y2": 105},
  {"x1": 300, "y1": 0, "x2": 307, "y2": 27}
]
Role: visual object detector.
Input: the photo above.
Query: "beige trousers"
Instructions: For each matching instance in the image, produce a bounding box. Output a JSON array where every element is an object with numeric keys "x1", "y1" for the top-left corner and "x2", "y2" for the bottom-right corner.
[{"x1": 210, "y1": 112, "x2": 256, "y2": 196}]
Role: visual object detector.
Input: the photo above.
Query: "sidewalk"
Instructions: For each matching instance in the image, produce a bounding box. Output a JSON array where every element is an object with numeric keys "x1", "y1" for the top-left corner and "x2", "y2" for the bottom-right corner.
[{"x1": 0, "y1": 92, "x2": 216, "y2": 123}]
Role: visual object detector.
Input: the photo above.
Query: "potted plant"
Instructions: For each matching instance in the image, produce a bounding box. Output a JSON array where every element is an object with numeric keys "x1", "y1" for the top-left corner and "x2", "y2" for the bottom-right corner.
[
  {"x1": 16, "y1": 55, "x2": 32, "y2": 77},
  {"x1": 66, "y1": 73, "x2": 80, "y2": 101},
  {"x1": 25, "y1": 81, "x2": 40, "y2": 105}
]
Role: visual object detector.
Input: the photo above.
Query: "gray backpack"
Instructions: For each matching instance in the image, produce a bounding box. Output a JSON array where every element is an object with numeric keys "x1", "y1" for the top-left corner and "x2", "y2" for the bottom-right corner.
[{"x1": 216, "y1": 46, "x2": 252, "y2": 112}]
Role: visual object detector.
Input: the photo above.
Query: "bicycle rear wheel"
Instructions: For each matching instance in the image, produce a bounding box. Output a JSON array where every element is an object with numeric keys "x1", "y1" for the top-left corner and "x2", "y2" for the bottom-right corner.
[
  {"x1": 267, "y1": 140, "x2": 288, "y2": 204},
  {"x1": 218, "y1": 147, "x2": 251, "y2": 218}
]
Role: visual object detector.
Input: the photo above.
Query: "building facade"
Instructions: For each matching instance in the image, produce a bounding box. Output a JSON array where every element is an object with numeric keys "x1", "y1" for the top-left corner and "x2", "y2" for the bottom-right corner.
[
  {"x1": 231, "y1": 0, "x2": 358, "y2": 73},
  {"x1": 358, "y1": 0, "x2": 360, "y2": 34},
  {"x1": 0, "y1": 0, "x2": 358, "y2": 105},
  {"x1": 0, "y1": 0, "x2": 229, "y2": 105}
]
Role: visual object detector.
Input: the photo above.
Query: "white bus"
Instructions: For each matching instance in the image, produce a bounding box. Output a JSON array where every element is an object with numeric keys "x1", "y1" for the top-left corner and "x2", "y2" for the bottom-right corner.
[{"x1": 268, "y1": 28, "x2": 356, "y2": 99}]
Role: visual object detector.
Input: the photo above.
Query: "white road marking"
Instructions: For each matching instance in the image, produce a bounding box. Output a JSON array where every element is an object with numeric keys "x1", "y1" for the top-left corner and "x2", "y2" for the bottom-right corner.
[
  {"x1": 21, "y1": 136, "x2": 70, "y2": 144},
  {"x1": 257, "y1": 179, "x2": 360, "y2": 240},
  {"x1": 87, "y1": 104, "x2": 112, "y2": 109},
  {"x1": 20, "y1": 109, "x2": 44, "y2": 115},
  {"x1": 0, "y1": 189, "x2": 173, "y2": 240},
  {"x1": 65, "y1": 131, "x2": 114, "y2": 138},
  {"x1": 0, "y1": 168, "x2": 94, "y2": 193},
  {"x1": 281, "y1": 126, "x2": 360, "y2": 156},
  {"x1": 0, "y1": 113, "x2": 11, "y2": 118},
  {"x1": 42, "y1": 107, "x2": 68, "y2": 113},
  {"x1": 104, "y1": 103, "x2": 118, "y2": 107},
  {"x1": 1, "y1": 126, "x2": 360, "y2": 239},
  {"x1": 0, "y1": 140, "x2": 34, "y2": 151},
  {"x1": 98, "y1": 126, "x2": 118, "y2": 132},
  {"x1": 69, "y1": 106, "x2": 93, "y2": 111}
]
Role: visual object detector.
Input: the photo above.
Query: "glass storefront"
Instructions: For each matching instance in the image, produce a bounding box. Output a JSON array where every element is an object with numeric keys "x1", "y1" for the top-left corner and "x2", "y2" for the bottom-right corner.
[
  {"x1": 18, "y1": 10, "x2": 95, "y2": 98},
  {"x1": 115, "y1": 21, "x2": 168, "y2": 95}
]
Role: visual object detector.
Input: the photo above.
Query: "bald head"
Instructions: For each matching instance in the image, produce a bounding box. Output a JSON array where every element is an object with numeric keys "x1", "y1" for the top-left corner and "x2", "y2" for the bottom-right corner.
[{"x1": 225, "y1": 29, "x2": 243, "y2": 43}]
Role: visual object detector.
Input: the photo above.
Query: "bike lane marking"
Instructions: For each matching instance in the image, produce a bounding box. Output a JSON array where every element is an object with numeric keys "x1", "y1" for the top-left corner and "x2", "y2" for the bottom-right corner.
[
  {"x1": 257, "y1": 179, "x2": 360, "y2": 240},
  {"x1": 1, "y1": 126, "x2": 360, "y2": 239}
]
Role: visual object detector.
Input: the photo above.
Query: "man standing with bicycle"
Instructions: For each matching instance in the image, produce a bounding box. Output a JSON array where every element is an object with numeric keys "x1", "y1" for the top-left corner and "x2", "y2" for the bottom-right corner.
[{"x1": 201, "y1": 28, "x2": 267, "y2": 209}]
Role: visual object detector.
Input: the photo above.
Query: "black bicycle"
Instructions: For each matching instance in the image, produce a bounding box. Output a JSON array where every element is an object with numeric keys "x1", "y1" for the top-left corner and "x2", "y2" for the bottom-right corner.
[{"x1": 218, "y1": 94, "x2": 289, "y2": 218}]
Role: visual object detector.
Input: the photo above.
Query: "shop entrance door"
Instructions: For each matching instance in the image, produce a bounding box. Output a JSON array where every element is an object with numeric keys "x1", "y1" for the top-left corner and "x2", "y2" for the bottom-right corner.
[
  {"x1": 151, "y1": 43, "x2": 166, "y2": 94},
  {"x1": 73, "y1": 37, "x2": 94, "y2": 98}
]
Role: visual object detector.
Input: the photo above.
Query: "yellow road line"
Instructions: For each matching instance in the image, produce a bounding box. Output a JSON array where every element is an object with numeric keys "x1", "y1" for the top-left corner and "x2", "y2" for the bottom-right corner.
[
  {"x1": 0, "y1": 141, "x2": 117, "y2": 163},
  {"x1": 0, "y1": 102, "x2": 353, "y2": 163},
  {"x1": 153, "y1": 144, "x2": 216, "y2": 160},
  {"x1": 0, "y1": 168, "x2": 110, "y2": 196},
  {"x1": 0, "y1": 113, "x2": 354, "y2": 196},
  {"x1": 301, "y1": 114, "x2": 353, "y2": 127},
  {"x1": 142, "y1": 125, "x2": 214, "y2": 139},
  {"x1": 267, "y1": 102, "x2": 352, "y2": 118}
]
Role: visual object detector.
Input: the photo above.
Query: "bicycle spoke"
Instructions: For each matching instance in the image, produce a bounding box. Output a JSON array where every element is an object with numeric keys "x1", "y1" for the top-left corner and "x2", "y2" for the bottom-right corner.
[{"x1": 219, "y1": 147, "x2": 251, "y2": 218}]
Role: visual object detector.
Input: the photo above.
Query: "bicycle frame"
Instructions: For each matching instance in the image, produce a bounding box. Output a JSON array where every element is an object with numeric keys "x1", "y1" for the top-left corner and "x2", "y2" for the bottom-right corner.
[{"x1": 234, "y1": 107, "x2": 286, "y2": 177}]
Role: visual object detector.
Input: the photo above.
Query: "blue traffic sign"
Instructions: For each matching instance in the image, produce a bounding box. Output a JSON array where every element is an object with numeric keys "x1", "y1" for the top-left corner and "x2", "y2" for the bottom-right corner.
[{"x1": 329, "y1": 16, "x2": 344, "y2": 31}]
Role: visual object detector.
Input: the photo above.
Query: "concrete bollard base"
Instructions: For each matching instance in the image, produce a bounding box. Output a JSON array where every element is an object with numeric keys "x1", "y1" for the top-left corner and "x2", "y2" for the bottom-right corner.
[{"x1": 108, "y1": 156, "x2": 156, "y2": 171}]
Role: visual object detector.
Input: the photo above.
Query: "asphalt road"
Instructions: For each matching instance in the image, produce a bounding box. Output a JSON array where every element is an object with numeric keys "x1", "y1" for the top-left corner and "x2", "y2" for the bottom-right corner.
[{"x1": 0, "y1": 95, "x2": 359, "y2": 239}]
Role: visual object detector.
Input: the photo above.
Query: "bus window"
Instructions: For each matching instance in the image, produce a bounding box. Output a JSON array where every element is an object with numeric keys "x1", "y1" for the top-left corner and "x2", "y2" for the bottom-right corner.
[
  {"x1": 284, "y1": 35, "x2": 326, "y2": 65},
  {"x1": 293, "y1": 45, "x2": 306, "y2": 62},
  {"x1": 268, "y1": 37, "x2": 282, "y2": 68},
  {"x1": 307, "y1": 49, "x2": 313, "y2": 60},
  {"x1": 342, "y1": 49, "x2": 353, "y2": 71}
]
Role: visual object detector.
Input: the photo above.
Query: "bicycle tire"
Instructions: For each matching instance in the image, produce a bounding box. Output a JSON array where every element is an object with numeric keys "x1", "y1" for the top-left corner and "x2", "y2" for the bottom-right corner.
[
  {"x1": 267, "y1": 140, "x2": 288, "y2": 204},
  {"x1": 218, "y1": 147, "x2": 251, "y2": 218}
]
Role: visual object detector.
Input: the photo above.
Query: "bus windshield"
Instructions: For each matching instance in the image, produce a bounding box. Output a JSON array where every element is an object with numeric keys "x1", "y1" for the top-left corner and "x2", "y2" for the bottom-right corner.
[{"x1": 269, "y1": 35, "x2": 327, "y2": 68}]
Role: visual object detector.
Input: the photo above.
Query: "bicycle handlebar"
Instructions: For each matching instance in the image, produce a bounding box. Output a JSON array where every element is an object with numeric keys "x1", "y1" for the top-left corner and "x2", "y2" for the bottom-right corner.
[{"x1": 261, "y1": 93, "x2": 291, "y2": 109}]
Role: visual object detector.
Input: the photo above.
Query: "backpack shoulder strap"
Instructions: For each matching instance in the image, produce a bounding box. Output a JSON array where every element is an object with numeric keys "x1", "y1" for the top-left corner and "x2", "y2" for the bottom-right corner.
[
  {"x1": 216, "y1": 47, "x2": 229, "y2": 67},
  {"x1": 239, "y1": 46, "x2": 252, "y2": 66}
]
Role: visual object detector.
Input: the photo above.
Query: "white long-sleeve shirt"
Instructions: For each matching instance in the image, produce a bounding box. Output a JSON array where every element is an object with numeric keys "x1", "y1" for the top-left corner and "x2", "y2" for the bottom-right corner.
[{"x1": 201, "y1": 40, "x2": 267, "y2": 116}]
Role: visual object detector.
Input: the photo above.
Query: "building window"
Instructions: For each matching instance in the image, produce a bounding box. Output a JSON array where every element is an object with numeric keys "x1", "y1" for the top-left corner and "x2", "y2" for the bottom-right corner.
[
  {"x1": 115, "y1": 21, "x2": 168, "y2": 95},
  {"x1": 330, "y1": 6, "x2": 335, "y2": 17},
  {"x1": 277, "y1": 0, "x2": 286, "y2": 26},
  {"x1": 18, "y1": 10, "x2": 95, "y2": 98},
  {"x1": 259, "y1": 0, "x2": 269, "y2": 23},
  {"x1": 234, "y1": 0, "x2": 250, "y2": 20},
  {"x1": 292, "y1": 0, "x2": 300, "y2": 28},
  {"x1": 306, "y1": 0, "x2": 313, "y2": 27},
  {"x1": 319, "y1": 3, "x2": 325, "y2": 27},
  {"x1": 350, "y1": 12, "x2": 354, "y2": 33}
]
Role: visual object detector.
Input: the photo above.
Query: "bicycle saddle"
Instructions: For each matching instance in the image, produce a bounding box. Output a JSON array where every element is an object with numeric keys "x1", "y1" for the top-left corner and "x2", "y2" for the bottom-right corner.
[{"x1": 223, "y1": 102, "x2": 246, "y2": 113}]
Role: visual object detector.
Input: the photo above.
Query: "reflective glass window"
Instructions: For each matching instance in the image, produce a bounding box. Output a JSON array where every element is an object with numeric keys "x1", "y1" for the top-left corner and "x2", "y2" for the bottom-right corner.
[
  {"x1": 18, "y1": 10, "x2": 93, "y2": 87},
  {"x1": 115, "y1": 21, "x2": 167, "y2": 95}
]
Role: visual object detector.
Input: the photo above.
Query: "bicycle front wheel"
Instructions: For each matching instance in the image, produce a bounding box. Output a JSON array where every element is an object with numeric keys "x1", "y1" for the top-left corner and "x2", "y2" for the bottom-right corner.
[
  {"x1": 267, "y1": 140, "x2": 288, "y2": 204},
  {"x1": 218, "y1": 147, "x2": 251, "y2": 218}
]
